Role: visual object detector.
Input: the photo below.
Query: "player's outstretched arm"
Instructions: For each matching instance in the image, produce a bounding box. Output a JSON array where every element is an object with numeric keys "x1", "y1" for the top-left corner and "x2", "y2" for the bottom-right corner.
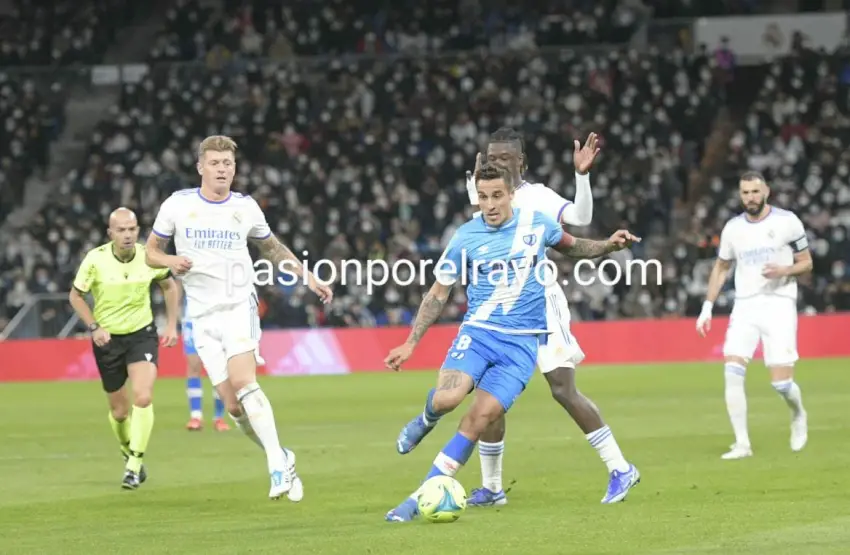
[
  {"x1": 250, "y1": 234, "x2": 333, "y2": 303},
  {"x1": 562, "y1": 132, "x2": 599, "y2": 226},
  {"x1": 385, "y1": 281, "x2": 452, "y2": 371},
  {"x1": 551, "y1": 229, "x2": 640, "y2": 259},
  {"x1": 407, "y1": 281, "x2": 452, "y2": 346}
]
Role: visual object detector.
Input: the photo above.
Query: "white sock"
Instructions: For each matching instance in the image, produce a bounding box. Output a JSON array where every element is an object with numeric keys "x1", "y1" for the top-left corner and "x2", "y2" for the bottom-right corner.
[
  {"x1": 724, "y1": 363, "x2": 750, "y2": 447},
  {"x1": 236, "y1": 383, "x2": 286, "y2": 473},
  {"x1": 586, "y1": 425, "x2": 629, "y2": 473},
  {"x1": 772, "y1": 379, "x2": 804, "y2": 416},
  {"x1": 478, "y1": 441, "x2": 504, "y2": 492},
  {"x1": 230, "y1": 411, "x2": 263, "y2": 449}
]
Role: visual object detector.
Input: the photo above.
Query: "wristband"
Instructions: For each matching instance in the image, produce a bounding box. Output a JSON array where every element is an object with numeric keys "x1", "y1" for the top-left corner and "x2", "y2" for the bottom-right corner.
[{"x1": 701, "y1": 301, "x2": 713, "y2": 314}]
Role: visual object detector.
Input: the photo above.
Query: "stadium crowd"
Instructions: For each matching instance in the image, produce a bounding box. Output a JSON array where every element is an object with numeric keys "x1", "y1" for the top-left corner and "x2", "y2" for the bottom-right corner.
[
  {"x1": 0, "y1": 0, "x2": 152, "y2": 231},
  {"x1": 2, "y1": 0, "x2": 846, "y2": 339}
]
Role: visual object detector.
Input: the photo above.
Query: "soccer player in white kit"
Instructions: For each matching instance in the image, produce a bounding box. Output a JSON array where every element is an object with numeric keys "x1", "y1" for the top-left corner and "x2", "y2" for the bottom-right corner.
[
  {"x1": 396, "y1": 128, "x2": 640, "y2": 505},
  {"x1": 696, "y1": 171, "x2": 812, "y2": 460},
  {"x1": 145, "y1": 135, "x2": 333, "y2": 500}
]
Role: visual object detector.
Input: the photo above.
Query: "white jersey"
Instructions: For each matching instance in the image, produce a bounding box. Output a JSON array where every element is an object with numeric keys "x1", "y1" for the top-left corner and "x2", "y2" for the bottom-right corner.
[
  {"x1": 152, "y1": 187, "x2": 271, "y2": 319},
  {"x1": 718, "y1": 206, "x2": 808, "y2": 301}
]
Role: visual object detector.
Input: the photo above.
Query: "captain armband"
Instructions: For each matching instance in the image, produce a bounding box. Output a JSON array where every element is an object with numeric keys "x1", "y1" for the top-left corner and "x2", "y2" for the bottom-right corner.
[{"x1": 789, "y1": 234, "x2": 809, "y2": 253}]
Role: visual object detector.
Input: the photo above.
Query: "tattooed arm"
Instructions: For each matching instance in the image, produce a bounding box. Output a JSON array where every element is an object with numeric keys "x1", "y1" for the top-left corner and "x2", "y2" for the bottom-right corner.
[
  {"x1": 250, "y1": 234, "x2": 333, "y2": 302},
  {"x1": 406, "y1": 281, "x2": 452, "y2": 346},
  {"x1": 551, "y1": 229, "x2": 640, "y2": 259},
  {"x1": 385, "y1": 280, "x2": 452, "y2": 371},
  {"x1": 145, "y1": 234, "x2": 173, "y2": 268}
]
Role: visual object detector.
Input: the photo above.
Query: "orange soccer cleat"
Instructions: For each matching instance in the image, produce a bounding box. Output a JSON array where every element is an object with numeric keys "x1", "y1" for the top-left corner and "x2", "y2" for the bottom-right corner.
[
  {"x1": 213, "y1": 418, "x2": 230, "y2": 432},
  {"x1": 186, "y1": 417, "x2": 203, "y2": 431}
]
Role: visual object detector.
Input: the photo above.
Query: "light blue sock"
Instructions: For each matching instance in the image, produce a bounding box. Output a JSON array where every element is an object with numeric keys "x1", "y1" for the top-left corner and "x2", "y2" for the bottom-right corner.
[
  {"x1": 187, "y1": 377, "x2": 202, "y2": 417},
  {"x1": 213, "y1": 390, "x2": 225, "y2": 419},
  {"x1": 408, "y1": 432, "x2": 476, "y2": 501},
  {"x1": 422, "y1": 388, "x2": 444, "y2": 426},
  {"x1": 426, "y1": 432, "x2": 476, "y2": 480}
]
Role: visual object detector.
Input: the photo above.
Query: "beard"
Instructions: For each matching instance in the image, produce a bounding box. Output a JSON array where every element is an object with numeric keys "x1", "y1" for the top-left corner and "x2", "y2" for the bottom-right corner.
[{"x1": 744, "y1": 198, "x2": 766, "y2": 215}]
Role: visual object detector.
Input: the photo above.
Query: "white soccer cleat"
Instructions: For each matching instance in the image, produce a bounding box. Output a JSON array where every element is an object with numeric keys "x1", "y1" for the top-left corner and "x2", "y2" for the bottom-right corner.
[
  {"x1": 790, "y1": 411, "x2": 808, "y2": 452},
  {"x1": 721, "y1": 443, "x2": 753, "y2": 460},
  {"x1": 269, "y1": 464, "x2": 293, "y2": 500},
  {"x1": 283, "y1": 448, "x2": 303, "y2": 502}
]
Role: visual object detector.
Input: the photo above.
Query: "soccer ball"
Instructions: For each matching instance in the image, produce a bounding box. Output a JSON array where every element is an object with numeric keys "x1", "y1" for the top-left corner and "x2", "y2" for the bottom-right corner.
[{"x1": 416, "y1": 475, "x2": 467, "y2": 523}]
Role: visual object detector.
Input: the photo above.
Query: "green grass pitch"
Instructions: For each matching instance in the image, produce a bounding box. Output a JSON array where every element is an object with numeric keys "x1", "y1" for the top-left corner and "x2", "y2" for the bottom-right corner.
[{"x1": 1, "y1": 359, "x2": 849, "y2": 554}]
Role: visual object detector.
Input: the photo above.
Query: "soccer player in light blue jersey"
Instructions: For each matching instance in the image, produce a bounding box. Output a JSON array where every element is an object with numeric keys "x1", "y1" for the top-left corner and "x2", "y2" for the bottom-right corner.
[
  {"x1": 383, "y1": 163, "x2": 640, "y2": 522},
  {"x1": 183, "y1": 295, "x2": 229, "y2": 432}
]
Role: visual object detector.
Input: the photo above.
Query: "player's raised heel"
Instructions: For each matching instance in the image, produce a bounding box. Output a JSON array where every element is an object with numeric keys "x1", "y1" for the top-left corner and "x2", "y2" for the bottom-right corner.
[
  {"x1": 396, "y1": 415, "x2": 435, "y2": 454},
  {"x1": 385, "y1": 498, "x2": 419, "y2": 522},
  {"x1": 283, "y1": 448, "x2": 304, "y2": 502},
  {"x1": 121, "y1": 470, "x2": 141, "y2": 490},
  {"x1": 467, "y1": 487, "x2": 507, "y2": 507},
  {"x1": 601, "y1": 464, "x2": 640, "y2": 504},
  {"x1": 721, "y1": 443, "x2": 753, "y2": 460},
  {"x1": 790, "y1": 411, "x2": 808, "y2": 452}
]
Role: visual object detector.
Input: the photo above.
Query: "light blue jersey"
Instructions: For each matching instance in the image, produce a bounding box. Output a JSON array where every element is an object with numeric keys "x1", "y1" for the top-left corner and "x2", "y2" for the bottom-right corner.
[
  {"x1": 434, "y1": 207, "x2": 565, "y2": 411},
  {"x1": 435, "y1": 207, "x2": 565, "y2": 336}
]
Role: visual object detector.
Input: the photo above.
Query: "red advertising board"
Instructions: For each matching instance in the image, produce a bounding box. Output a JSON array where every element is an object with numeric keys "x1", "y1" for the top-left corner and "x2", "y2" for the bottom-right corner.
[{"x1": 1, "y1": 314, "x2": 848, "y2": 383}]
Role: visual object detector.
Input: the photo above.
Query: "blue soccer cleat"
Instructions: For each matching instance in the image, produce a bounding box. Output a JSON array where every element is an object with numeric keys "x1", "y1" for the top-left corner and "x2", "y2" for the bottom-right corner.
[
  {"x1": 467, "y1": 487, "x2": 507, "y2": 507},
  {"x1": 396, "y1": 414, "x2": 435, "y2": 454},
  {"x1": 601, "y1": 463, "x2": 641, "y2": 504},
  {"x1": 385, "y1": 497, "x2": 419, "y2": 522}
]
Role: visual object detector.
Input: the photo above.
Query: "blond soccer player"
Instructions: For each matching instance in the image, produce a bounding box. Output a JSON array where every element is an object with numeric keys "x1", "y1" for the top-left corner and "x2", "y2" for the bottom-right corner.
[
  {"x1": 697, "y1": 171, "x2": 813, "y2": 459},
  {"x1": 145, "y1": 135, "x2": 332, "y2": 501}
]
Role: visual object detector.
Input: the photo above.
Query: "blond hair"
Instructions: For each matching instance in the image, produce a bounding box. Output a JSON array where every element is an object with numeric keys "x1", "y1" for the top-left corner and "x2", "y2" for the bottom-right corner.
[{"x1": 197, "y1": 135, "x2": 237, "y2": 160}]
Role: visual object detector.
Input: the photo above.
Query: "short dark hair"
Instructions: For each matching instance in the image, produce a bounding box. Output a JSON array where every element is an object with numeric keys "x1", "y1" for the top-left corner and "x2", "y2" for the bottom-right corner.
[
  {"x1": 475, "y1": 162, "x2": 515, "y2": 190},
  {"x1": 740, "y1": 170, "x2": 767, "y2": 184},
  {"x1": 488, "y1": 127, "x2": 527, "y2": 172}
]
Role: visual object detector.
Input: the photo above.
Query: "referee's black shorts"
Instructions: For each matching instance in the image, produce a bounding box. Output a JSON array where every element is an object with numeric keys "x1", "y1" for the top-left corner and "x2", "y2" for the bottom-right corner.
[{"x1": 92, "y1": 323, "x2": 160, "y2": 393}]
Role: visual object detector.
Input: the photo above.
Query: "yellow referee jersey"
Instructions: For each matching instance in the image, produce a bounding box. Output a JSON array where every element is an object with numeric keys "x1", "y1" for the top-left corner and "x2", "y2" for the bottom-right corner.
[{"x1": 73, "y1": 243, "x2": 171, "y2": 335}]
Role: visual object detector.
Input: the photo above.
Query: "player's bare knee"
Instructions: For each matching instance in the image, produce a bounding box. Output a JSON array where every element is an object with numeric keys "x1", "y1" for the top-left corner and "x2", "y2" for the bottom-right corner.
[
  {"x1": 133, "y1": 389, "x2": 153, "y2": 408},
  {"x1": 110, "y1": 406, "x2": 129, "y2": 421},
  {"x1": 432, "y1": 389, "x2": 465, "y2": 413},
  {"x1": 546, "y1": 367, "x2": 577, "y2": 406},
  {"x1": 769, "y1": 365, "x2": 794, "y2": 382}
]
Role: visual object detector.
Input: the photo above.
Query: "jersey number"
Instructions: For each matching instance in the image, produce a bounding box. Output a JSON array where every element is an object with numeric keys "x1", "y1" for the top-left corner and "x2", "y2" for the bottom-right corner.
[{"x1": 450, "y1": 334, "x2": 472, "y2": 359}]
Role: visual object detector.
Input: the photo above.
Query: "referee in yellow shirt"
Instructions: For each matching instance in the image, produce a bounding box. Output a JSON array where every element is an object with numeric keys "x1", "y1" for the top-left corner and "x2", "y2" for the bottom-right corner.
[{"x1": 69, "y1": 207, "x2": 180, "y2": 490}]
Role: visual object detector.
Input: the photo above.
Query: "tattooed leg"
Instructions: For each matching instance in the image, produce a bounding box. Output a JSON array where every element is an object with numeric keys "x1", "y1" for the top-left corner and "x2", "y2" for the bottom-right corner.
[
  {"x1": 396, "y1": 369, "x2": 474, "y2": 456},
  {"x1": 432, "y1": 369, "x2": 474, "y2": 412}
]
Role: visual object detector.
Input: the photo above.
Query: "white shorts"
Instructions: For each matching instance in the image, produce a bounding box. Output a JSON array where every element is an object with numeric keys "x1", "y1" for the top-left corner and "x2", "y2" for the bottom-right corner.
[
  {"x1": 191, "y1": 295, "x2": 264, "y2": 386},
  {"x1": 723, "y1": 296, "x2": 798, "y2": 368},
  {"x1": 537, "y1": 284, "x2": 585, "y2": 373}
]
